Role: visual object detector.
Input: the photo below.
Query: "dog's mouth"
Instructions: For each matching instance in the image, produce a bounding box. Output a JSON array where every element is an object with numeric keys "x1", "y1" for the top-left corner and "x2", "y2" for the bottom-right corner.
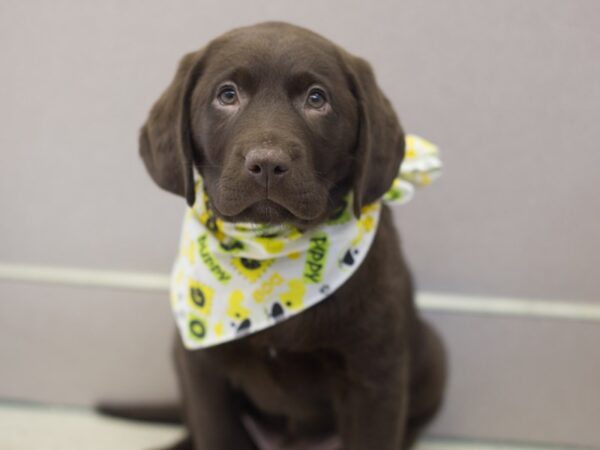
[
  {"x1": 227, "y1": 199, "x2": 297, "y2": 224},
  {"x1": 209, "y1": 186, "x2": 329, "y2": 226}
]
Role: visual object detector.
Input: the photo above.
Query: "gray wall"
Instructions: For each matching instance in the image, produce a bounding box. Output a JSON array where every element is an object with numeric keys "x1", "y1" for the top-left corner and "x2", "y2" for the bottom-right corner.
[{"x1": 1, "y1": 1, "x2": 599, "y2": 448}]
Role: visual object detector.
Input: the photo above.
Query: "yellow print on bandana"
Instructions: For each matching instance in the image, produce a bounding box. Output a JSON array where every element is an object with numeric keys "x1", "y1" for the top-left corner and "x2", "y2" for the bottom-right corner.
[
  {"x1": 226, "y1": 290, "x2": 250, "y2": 321},
  {"x1": 187, "y1": 279, "x2": 214, "y2": 315},
  {"x1": 303, "y1": 233, "x2": 329, "y2": 283},
  {"x1": 255, "y1": 237, "x2": 285, "y2": 254},
  {"x1": 214, "y1": 321, "x2": 224, "y2": 337},
  {"x1": 253, "y1": 272, "x2": 284, "y2": 303},
  {"x1": 279, "y1": 279, "x2": 306, "y2": 311},
  {"x1": 351, "y1": 214, "x2": 376, "y2": 246},
  {"x1": 182, "y1": 233, "x2": 197, "y2": 265},
  {"x1": 197, "y1": 234, "x2": 232, "y2": 283},
  {"x1": 230, "y1": 257, "x2": 274, "y2": 283}
]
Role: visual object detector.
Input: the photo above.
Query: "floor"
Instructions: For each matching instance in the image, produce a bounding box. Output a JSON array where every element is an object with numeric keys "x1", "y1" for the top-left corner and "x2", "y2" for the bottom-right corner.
[{"x1": 0, "y1": 402, "x2": 588, "y2": 450}]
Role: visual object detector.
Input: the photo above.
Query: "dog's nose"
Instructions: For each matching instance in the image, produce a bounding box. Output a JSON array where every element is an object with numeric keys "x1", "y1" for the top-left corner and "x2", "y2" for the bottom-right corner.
[{"x1": 244, "y1": 149, "x2": 291, "y2": 187}]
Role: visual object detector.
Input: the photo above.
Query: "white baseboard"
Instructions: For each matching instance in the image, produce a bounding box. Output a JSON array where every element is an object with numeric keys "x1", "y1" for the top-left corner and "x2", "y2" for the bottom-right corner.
[
  {"x1": 1, "y1": 262, "x2": 599, "y2": 322},
  {"x1": 0, "y1": 263, "x2": 170, "y2": 291}
]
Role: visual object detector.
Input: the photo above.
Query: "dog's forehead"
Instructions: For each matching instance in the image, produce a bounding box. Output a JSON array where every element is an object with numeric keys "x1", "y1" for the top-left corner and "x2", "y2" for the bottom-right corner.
[{"x1": 205, "y1": 24, "x2": 343, "y2": 80}]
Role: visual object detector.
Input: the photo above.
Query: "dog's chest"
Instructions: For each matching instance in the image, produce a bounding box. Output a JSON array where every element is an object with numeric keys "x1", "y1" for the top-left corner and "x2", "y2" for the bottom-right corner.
[{"x1": 224, "y1": 344, "x2": 336, "y2": 422}]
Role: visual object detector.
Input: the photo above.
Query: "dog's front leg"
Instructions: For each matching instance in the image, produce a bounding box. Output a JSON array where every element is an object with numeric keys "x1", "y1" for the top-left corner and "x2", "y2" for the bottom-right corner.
[
  {"x1": 333, "y1": 348, "x2": 409, "y2": 450},
  {"x1": 175, "y1": 339, "x2": 256, "y2": 450}
]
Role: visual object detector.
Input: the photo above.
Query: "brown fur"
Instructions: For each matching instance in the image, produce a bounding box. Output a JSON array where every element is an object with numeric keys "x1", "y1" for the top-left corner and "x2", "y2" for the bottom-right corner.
[{"x1": 139, "y1": 22, "x2": 446, "y2": 450}]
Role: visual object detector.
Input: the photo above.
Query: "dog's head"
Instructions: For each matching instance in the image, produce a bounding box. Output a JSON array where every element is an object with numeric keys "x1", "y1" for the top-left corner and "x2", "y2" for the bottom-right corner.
[{"x1": 140, "y1": 22, "x2": 405, "y2": 227}]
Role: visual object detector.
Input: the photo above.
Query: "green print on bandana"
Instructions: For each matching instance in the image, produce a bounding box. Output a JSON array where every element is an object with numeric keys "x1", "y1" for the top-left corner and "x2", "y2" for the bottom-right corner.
[
  {"x1": 188, "y1": 312, "x2": 208, "y2": 343},
  {"x1": 188, "y1": 279, "x2": 213, "y2": 315},
  {"x1": 303, "y1": 233, "x2": 329, "y2": 283},
  {"x1": 383, "y1": 183, "x2": 404, "y2": 202},
  {"x1": 197, "y1": 234, "x2": 232, "y2": 283},
  {"x1": 326, "y1": 197, "x2": 352, "y2": 226}
]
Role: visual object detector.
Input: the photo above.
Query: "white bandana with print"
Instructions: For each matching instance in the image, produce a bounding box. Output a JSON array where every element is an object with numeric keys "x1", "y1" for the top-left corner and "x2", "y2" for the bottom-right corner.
[{"x1": 170, "y1": 135, "x2": 441, "y2": 349}]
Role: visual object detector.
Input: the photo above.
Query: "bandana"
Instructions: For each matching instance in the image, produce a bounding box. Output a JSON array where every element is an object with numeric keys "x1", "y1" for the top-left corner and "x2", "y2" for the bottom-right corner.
[{"x1": 170, "y1": 135, "x2": 441, "y2": 349}]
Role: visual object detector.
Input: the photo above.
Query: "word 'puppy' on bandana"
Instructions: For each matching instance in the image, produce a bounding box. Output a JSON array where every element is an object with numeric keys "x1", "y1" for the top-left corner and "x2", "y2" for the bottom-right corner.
[{"x1": 170, "y1": 135, "x2": 442, "y2": 349}]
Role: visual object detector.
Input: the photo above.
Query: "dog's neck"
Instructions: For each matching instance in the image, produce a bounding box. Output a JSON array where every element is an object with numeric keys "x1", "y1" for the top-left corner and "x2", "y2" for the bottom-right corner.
[{"x1": 171, "y1": 180, "x2": 383, "y2": 348}]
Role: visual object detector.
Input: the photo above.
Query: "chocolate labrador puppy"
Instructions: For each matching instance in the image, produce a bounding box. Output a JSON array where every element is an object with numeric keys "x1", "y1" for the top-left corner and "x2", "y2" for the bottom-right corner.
[{"x1": 139, "y1": 22, "x2": 446, "y2": 450}]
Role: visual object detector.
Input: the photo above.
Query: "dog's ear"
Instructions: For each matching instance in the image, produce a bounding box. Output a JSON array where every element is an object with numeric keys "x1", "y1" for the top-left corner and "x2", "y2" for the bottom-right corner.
[
  {"x1": 139, "y1": 50, "x2": 205, "y2": 206},
  {"x1": 343, "y1": 53, "x2": 405, "y2": 217}
]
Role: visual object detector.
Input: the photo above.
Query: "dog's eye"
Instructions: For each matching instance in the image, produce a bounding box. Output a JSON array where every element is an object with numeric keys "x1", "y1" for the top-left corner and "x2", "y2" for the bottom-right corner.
[
  {"x1": 306, "y1": 88, "x2": 327, "y2": 109},
  {"x1": 218, "y1": 86, "x2": 238, "y2": 105}
]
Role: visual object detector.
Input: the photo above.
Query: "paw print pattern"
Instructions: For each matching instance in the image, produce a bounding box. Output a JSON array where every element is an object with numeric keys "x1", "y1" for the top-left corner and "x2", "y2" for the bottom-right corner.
[{"x1": 340, "y1": 248, "x2": 360, "y2": 267}]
